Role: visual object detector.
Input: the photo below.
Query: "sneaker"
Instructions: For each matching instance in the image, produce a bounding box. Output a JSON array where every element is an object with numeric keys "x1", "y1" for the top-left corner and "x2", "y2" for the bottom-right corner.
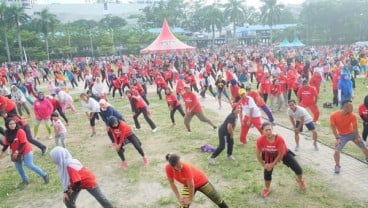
[
  {"x1": 41, "y1": 147, "x2": 48, "y2": 156},
  {"x1": 17, "y1": 181, "x2": 29, "y2": 189},
  {"x1": 118, "y1": 161, "x2": 128, "y2": 169},
  {"x1": 42, "y1": 174, "x2": 50, "y2": 184},
  {"x1": 261, "y1": 188, "x2": 271, "y2": 198},
  {"x1": 297, "y1": 179, "x2": 306, "y2": 190},
  {"x1": 227, "y1": 155, "x2": 236, "y2": 161},
  {"x1": 152, "y1": 128, "x2": 158, "y2": 133},
  {"x1": 334, "y1": 165, "x2": 341, "y2": 174},
  {"x1": 294, "y1": 145, "x2": 299, "y2": 152},
  {"x1": 208, "y1": 157, "x2": 216, "y2": 165},
  {"x1": 187, "y1": 131, "x2": 192, "y2": 135},
  {"x1": 313, "y1": 143, "x2": 319, "y2": 151},
  {"x1": 48, "y1": 136, "x2": 53, "y2": 140},
  {"x1": 134, "y1": 128, "x2": 141, "y2": 131},
  {"x1": 143, "y1": 157, "x2": 149, "y2": 166},
  {"x1": 90, "y1": 132, "x2": 96, "y2": 137}
]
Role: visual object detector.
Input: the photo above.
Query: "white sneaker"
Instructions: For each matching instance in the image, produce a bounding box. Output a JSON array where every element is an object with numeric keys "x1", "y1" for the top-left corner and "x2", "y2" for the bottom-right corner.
[
  {"x1": 208, "y1": 157, "x2": 216, "y2": 165},
  {"x1": 313, "y1": 143, "x2": 319, "y2": 151},
  {"x1": 294, "y1": 145, "x2": 299, "y2": 152},
  {"x1": 152, "y1": 128, "x2": 158, "y2": 133},
  {"x1": 227, "y1": 155, "x2": 236, "y2": 161}
]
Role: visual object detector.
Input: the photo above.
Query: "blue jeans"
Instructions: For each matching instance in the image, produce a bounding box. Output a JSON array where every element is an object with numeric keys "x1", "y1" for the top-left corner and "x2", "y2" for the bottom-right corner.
[{"x1": 14, "y1": 151, "x2": 46, "y2": 182}]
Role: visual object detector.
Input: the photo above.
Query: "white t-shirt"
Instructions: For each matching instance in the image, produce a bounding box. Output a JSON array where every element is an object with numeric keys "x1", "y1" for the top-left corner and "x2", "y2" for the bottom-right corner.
[
  {"x1": 287, "y1": 106, "x2": 313, "y2": 124},
  {"x1": 81, "y1": 97, "x2": 100, "y2": 113},
  {"x1": 241, "y1": 96, "x2": 261, "y2": 118}
]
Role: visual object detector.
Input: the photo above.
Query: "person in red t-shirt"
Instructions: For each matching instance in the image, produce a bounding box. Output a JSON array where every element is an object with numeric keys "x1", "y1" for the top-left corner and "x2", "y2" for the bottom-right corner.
[
  {"x1": 297, "y1": 80, "x2": 320, "y2": 123},
  {"x1": 50, "y1": 146, "x2": 114, "y2": 208},
  {"x1": 256, "y1": 122, "x2": 306, "y2": 198},
  {"x1": 0, "y1": 95, "x2": 17, "y2": 116},
  {"x1": 331, "y1": 69, "x2": 340, "y2": 107},
  {"x1": 165, "y1": 88, "x2": 185, "y2": 126},
  {"x1": 358, "y1": 95, "x2": 368, "y2": 141},
  {"x1": 107, "y1": 116, "x2": 148, "y2": 168},
  {"x1": 268, "y1": 79, "x2": 284, "y2": 112},
  {"x1": 154, "y1": 73, "x2": 167, "y2": 100},
  {"x1": 183, "y1": 85, "x2": 217, "y2": 133},
  {"x1": 0, "y1": 118, "x2": 49, "y2": 187},
  {"x1": 165, "y1": 153, "x2": 228, "y2": 208},
  {"x1": 126, "y1": 90, "x2": 157, "y2": 132}
]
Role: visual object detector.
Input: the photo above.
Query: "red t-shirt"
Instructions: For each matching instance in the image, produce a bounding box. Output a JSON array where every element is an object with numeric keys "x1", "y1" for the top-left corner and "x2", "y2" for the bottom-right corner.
[
  {"x1": 4, "y1": 128, "x2": 32, "y2": 155},
  {"x1": 358, "y1": 104, "x2": 368, "y2": 124},
  {"x1": 268, "y1": 83, "x2": 281, "y2": 96},
  {"x1": 67, "y1": 166, "x2": 96, "y2": 189},
  {"x1": 165, "y1": 93, "x2": 180, "y2": 108},
  {"x1": 259, "y1": 77, "x2": 271, "y2": 94},
  {"x1": 256, "y1": 134, "x2": 287, "y2": 163},
  {"x1": 230, "y1": 85, "x2": 239, "y2": 99},
  {"x1": 175, "y1": 80, "x2": 185, "y2": 95},
  {"x1": 109, "y1": 121, "x2": 132, "y2": 145},
  {"x1": 247, "y1": 90, "x2": 265, "y2": 107},
  {"x1": 0, "y1": 96, "x2": 16, "y2": 112},
  {"x1": 183, "y1": 92, "x2": 201, "y2": 113},
  {"x1": 165, "y1": 162, "x2": 208, "y2": 188},
  {"x1": 297, "y1": 86, "x2": 318, "y2": 107}
]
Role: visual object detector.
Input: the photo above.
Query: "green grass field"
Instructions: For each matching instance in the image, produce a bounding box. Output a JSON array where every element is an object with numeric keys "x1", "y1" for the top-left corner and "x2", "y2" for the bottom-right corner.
[{"x1": 0, "y1": 76, "x2": 367, "y2": 207}]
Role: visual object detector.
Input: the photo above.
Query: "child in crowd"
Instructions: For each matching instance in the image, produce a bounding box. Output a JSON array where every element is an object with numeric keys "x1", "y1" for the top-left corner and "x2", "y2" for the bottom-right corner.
[{"x1": 51, "y1": 112, "x2": 67, "y2": 147}]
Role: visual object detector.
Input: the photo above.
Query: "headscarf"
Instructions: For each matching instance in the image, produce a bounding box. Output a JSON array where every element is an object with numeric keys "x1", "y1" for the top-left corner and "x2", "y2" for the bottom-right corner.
[
  {"x1": 49, "y1": 146, "x2": 83, "y2": 192},
  {"x1": 37, "y1": 91, "x2": 45, "y2": 101},
  {"x1": 5, "y1": 118, "x2": 19, "y2": 143}
]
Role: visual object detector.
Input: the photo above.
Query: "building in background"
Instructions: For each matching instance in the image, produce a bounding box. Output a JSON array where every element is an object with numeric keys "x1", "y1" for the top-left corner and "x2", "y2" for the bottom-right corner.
[{"x1": 1, "y1": 0, "x2": 34, "y2": 8}]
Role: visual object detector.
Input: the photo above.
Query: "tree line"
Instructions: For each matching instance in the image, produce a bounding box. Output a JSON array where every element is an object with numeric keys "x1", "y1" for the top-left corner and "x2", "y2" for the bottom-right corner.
[{"x1": 0, "y1": 0, "x2": 367, "y2": 62}]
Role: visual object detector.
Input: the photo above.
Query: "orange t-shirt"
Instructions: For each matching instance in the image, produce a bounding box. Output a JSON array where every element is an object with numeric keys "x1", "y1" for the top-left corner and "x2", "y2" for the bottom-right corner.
[
  {"x1": 165, "y1": 162, "x2": 207, "y2": 188},
  {"x1": 330, "y1": 111, "x2": 357, "y2": 135}
]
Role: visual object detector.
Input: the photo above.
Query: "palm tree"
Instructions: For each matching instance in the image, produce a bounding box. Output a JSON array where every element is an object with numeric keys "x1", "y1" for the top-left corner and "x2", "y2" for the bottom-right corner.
[
  {"x1": 201, "y1": 5, "x2": 223, "y2": 48},
  {"x1": 223, "y1": 0, "x2": 247, "y2": 39},
  {"x1": 0, "y1": 3, "x2": 11, "y2": 62},
  {"x1": 8, "y1": 4, "x2": 30, "y2": 62},
  {"x1": 34, "y1": 8, "x2": 59, "y2": 60},
  {"x1": 260, "y1": 0, "x2": 283, "y2": 45}
]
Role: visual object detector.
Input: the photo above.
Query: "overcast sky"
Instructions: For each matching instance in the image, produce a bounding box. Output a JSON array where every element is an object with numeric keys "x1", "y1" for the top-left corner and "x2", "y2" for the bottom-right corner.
[{"x1": 36, "y1": 0, "x2": 306, "y2": 7}]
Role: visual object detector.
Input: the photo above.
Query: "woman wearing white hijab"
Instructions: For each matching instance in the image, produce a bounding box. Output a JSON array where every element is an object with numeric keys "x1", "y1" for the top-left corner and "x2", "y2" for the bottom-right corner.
[{"x1": 50, "y1": 146, "x2": 114, "y2": 208}]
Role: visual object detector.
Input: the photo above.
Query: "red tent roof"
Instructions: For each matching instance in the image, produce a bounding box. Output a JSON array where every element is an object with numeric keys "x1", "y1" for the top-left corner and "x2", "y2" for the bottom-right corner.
[{"x1": 140, "y1": 19, "x2": 196, "y2": 54}]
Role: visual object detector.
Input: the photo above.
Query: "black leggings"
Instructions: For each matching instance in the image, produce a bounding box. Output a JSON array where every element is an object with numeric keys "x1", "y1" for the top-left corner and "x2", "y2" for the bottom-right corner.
[
  {"x1": 264, "y1": 150, "x2": 302, "y2": 181},
  {"x1": 211, "y1": 131, "x2": 233, "y2": 158},
  {"x1": 89, "y1": 113, "x2": 99, "y2": 126},
  {"x1": 170, "y1": 105, "x2": 185, "y2": 124},
  {"x1": 117, "y1": 134, "x2": 145, "y2": 162},
  {"x1": 181, "y1": 182, "x2": 228, "y2": 208},
  {"x1": 56, "y1": 106, "x2": 69, "y2": 124},
  {"x1": 24, "y1": 125, "x2": 46, "y2": 151},
  {"x1": 362, "y1": 123, "x2": 368, "y2": 142},
  {"x1": 133, "y1": 107, "x2": 156, "y2": 130}
]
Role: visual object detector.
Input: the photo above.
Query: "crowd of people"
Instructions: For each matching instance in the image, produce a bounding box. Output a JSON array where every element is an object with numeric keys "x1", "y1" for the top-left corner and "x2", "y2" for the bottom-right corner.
[{"x1": 0, "y1": 44, "x2": 368, "y2": 206}]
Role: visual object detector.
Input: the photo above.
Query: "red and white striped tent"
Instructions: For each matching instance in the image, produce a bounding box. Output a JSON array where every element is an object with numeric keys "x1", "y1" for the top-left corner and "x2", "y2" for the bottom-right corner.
[{"x1": 140, "y1": 19, "x2": 196, "y2": 54}]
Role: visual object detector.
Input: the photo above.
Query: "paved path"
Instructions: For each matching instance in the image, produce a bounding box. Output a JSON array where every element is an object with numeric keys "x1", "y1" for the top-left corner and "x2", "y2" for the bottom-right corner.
[{"x1": 199, "y1": 95, "x2": 368, "y2": 201}]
